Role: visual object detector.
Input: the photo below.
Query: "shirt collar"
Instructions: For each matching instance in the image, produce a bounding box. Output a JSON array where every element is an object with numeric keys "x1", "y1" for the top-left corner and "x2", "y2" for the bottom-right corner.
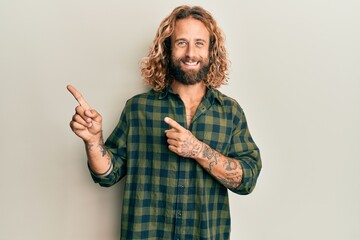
[{"x1": 158, "y1": 86, "x2": 224, "y2": 105}]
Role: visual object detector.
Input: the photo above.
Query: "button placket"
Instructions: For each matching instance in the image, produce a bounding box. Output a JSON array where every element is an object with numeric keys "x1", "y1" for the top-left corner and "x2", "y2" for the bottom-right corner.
[{"x1": 177, "y1": 210, "x2": 182, "y2": 217}]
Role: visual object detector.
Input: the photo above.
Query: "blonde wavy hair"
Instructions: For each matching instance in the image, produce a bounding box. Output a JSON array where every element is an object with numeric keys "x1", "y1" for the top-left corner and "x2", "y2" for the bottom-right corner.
[{"x1": 141, "y1": 5, "x2": 229, "y2": 92}]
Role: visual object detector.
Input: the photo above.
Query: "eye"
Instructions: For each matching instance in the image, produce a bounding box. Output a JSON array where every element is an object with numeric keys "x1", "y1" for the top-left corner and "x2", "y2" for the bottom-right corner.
[
  {"x1": 177, "y1": 41, "x2": 187, "y2": 47},
  {"x1": 195, "y1": 41, "x2": 205, "y2": 47}
]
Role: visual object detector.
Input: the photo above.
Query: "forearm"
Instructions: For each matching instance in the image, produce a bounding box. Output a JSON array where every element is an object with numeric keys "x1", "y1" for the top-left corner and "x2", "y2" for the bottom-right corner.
[
  {"x1": 194, "y1": 143, "x2": 243, "y2": 189},
  {"x1": 85, "y1": 135, "x2": 112, "y2": 176}
]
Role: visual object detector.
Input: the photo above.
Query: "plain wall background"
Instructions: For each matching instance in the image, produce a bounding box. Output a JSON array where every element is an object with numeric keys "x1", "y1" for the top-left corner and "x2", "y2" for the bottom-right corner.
[{"x1": 1, "y1": 0, "x2": 359, "y2": 239}]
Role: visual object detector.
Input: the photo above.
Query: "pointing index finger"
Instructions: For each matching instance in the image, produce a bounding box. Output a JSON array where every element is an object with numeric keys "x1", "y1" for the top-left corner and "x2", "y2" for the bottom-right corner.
[
  {"x1": 164, "y1": 117, "x2": 184, "y2": 131},
  {"x1": 67, "y1": 85, "x2": 91, "y2": 110}
]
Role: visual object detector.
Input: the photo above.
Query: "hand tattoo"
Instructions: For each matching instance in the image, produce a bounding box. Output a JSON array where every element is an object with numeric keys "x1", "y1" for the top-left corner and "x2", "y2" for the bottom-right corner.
[{"x1": 180, "y1": 132, "x2": 203, "y2": 158}]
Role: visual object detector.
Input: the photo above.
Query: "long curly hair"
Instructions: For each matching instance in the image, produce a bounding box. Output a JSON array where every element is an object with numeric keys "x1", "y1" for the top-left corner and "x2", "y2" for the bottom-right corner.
[{"x1": 141, "y1": 5, "x2": 229, "y2": 92}]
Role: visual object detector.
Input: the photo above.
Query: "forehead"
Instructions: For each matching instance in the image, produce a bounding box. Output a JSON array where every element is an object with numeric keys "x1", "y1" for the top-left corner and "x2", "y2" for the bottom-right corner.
[{"x1": 171, "y1": 17, "x2": 210, "y2": 41}]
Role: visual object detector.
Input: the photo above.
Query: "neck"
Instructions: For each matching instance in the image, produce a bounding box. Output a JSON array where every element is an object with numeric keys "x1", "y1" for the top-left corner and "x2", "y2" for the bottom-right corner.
[{"x1": 171, "y1": 81, "x2": 207, "y2": 103}]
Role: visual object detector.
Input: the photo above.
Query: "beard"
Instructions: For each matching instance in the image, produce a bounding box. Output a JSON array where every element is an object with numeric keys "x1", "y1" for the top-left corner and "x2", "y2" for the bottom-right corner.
[{"x1": 169, "y1": 56, "x2": 210, "y2": 85}]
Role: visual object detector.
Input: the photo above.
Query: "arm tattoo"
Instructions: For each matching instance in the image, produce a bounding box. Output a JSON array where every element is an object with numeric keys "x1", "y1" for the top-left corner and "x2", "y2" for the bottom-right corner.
[
  {"x1": 200, "y1": 144, "x2": 243, "y2": 189},
  {"x1": 203, "y1": 145, "x2": 218, "y2": 173},
  {"x1": 86, "y1": 136, "x2": 109, "y2": 162},
  {"x1": 86, "y1": 143, "x2": 94, "y2": 151},
  {"x1": 218, "y1": 161, "x2": 243, "y2": 188},
  {"x1": 86, "y1": 143, "x2": 106, "y2": 156},
  {"x1": 215, "y1": 174, "x2": 242, "y2": 189},
  {"x1": 224, "y1": 158, "x2": 238, "y2": 171},
  {"x1": 99, "y1": 144, "x2": 107, "y2": 157},
  {"x1": 219, "y1": 158, "x2": 242, "y2": 188}
]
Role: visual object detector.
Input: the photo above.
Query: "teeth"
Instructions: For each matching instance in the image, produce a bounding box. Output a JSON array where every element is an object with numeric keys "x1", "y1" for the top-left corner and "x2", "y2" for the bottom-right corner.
[{"x1": 184, "y1": 61, "x2": 198, "y2": 66}]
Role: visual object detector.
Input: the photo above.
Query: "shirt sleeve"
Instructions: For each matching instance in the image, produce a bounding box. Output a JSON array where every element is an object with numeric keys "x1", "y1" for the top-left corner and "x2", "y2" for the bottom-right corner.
[
  {"x1": 227, "y1": 104, "x2": 262, "y2": 195},
  {"x1": 89, "y1": 104, "x2": 129, "y2": 187}
]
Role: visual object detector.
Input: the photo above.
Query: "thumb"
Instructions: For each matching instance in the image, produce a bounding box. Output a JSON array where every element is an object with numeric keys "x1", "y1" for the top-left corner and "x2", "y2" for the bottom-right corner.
[{"x1": 85, "y1": 109, "x2": 102, "y2": 122}]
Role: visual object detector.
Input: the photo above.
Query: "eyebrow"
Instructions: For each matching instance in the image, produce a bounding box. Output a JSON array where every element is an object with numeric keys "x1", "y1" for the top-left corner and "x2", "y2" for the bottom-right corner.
[{"x1": 174, "y1": 38, "x2": 208, "y2": 43}]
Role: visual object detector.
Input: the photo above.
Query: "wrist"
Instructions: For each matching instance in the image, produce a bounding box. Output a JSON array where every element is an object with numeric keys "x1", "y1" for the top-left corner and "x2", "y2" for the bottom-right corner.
[
  {"x1": 88, "y1": 161, "x2": 113, "y2": 177},
  {"x1": 84, "y1": 133, "x2": 103, "y2": 146},
  {"x1": 192, "y1": 141, "x2": 205, "y2": 159}
]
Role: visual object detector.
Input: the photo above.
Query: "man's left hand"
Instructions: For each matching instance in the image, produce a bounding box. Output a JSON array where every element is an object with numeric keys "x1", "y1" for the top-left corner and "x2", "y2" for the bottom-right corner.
[{"x1": 164, "y1": 117, "x2": 203, "y2": 158}]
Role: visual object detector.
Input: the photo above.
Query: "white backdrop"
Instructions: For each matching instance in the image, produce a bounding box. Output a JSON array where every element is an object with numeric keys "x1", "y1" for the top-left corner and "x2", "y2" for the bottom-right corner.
[{"x1": 1, "y1": 0, "x2": 359, "y2": 239}]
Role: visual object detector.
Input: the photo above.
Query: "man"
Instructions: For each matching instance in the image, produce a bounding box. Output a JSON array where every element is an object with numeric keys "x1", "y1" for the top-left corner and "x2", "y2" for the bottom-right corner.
[{"x1": 68, "y1": 5, "x2": 261, "y2": 240}]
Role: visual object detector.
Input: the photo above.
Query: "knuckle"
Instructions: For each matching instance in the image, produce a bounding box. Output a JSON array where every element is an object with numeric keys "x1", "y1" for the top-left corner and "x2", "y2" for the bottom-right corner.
[
  {"x1": 75, "y1": 106, "x2": 82, "y2": 113},
  {"x1": 73, "y1": 114, "x2": 83, "y2": 123}
]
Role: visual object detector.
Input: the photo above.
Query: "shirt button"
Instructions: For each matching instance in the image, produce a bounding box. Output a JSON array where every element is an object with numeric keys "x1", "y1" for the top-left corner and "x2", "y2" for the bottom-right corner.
[{"x1": 177, "y1": 211, "x2": 182, "y2": 217}]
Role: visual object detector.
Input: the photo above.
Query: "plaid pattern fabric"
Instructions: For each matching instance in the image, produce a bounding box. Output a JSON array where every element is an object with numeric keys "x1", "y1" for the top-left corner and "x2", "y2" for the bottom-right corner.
[{"x1": 90, "y1": 87, "x2": 261, "y2": 240}]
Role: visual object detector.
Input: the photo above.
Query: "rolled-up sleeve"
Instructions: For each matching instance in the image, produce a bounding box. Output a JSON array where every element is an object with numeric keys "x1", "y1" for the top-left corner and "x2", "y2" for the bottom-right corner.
[
  {"x1": 89, "y1": 105, "x2": 129, "y2": 187},
  {"x1": 228, "y1": 106, "x2": 262, "y2": 195}
]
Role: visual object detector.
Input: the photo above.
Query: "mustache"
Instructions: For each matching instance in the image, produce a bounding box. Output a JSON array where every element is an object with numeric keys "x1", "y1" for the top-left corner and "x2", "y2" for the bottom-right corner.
[{"x1": 175, "y1": 56, "x2": 204, "y2": 63}]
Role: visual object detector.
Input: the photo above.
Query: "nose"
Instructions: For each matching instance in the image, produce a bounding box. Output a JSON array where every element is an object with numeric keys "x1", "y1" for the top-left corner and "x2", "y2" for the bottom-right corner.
[{"x1": 185, "y1": 43, "x2": 195, "y2": 58}]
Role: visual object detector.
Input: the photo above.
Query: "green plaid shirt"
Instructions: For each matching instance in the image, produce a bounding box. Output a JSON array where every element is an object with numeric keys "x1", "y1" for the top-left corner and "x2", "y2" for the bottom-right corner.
[{"x1": 90, "y1": 87, "x2": 261, "y2": 240}]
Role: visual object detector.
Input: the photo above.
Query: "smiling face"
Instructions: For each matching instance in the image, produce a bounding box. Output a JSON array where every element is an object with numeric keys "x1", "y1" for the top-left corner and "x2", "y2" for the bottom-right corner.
[{"x1": 169, "y1": 17, "x2": 211, "y2": 85}]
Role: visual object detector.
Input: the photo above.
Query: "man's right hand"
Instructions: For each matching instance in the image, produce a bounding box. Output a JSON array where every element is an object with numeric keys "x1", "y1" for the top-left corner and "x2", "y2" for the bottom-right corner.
[{"x1": 67, "y1": 85, "x2": 103, "y2": 144}]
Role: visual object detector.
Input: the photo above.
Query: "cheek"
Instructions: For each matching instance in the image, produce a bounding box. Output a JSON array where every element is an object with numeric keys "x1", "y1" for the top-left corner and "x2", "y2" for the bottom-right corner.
[
  {"x1": 201, "y1": 49, "x2": 210, "y2": 59},
  {"x1": 200, "y1": 51, "x2": 210, "y2": 64},
  {"x1": 196, "y1": 48, "x2": 209, "y2": 60},
  {"x1": 171, "y1": 46, "x2": 184, "y2": 57},
  {"x1": 171, "y1": 52, "x2": 181, "y2": 62}
]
